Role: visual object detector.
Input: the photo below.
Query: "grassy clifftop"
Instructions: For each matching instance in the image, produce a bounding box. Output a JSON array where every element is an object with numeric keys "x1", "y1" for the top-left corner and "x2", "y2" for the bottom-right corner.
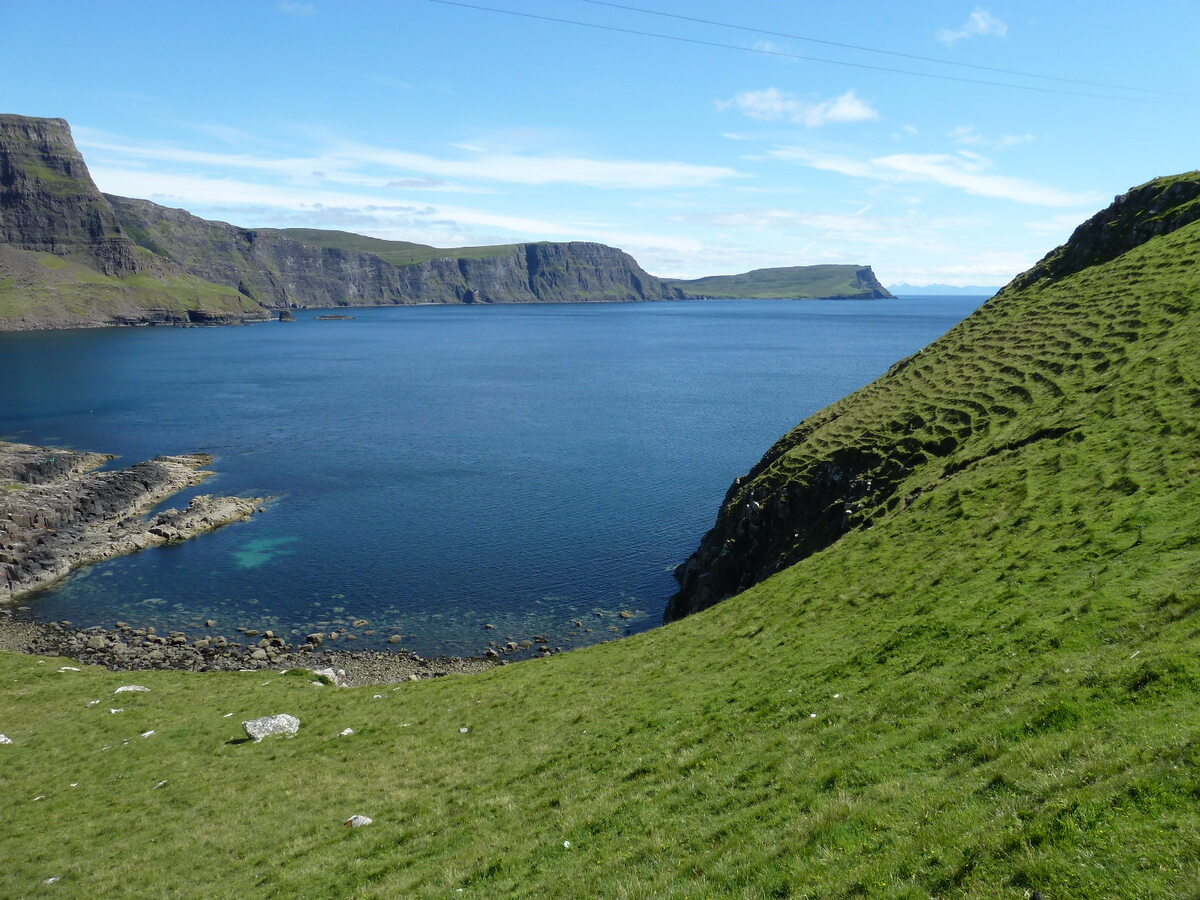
[
  {"x1": 268, "y1": 228, "x2": 520, "y2": 267},
  {"x1": 2, "y1": 175, "x2": 1199, "y2": 897},
  {"x1": 665, "y1": 264, "x2": 893, "y2": 299}
]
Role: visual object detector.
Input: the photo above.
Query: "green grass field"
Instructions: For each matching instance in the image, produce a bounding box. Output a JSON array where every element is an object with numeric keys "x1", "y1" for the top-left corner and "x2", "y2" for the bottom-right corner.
[{"x1": 2, "y1": 177, "x2": 1199, "y2": 897}]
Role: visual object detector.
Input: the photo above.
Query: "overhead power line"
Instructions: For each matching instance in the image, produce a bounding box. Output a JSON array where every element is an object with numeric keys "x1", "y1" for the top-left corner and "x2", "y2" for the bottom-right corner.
[
  {"x1": 575, "y1": 0, "x2": 1190, "y2": 98},
  {"x1": 426, "y1": 0, "x2": 1198, "y2": 106}
]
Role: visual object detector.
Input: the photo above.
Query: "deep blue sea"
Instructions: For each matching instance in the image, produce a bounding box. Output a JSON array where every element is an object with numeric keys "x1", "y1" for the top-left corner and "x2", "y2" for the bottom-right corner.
[{"x1": 0, "y1": 297, "x2": 984, "y2": 655}]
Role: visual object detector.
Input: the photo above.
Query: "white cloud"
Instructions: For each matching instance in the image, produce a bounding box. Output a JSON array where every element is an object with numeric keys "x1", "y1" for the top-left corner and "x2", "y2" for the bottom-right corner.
[
  {"x1": 949, "y1": 125, "x2": 1035, "y2": 148},
  {"x1": 716, "y1": 89, "x2": 879, "y2": 128},
  {"x1": 937, "y1": 9, "x2": 1007, "y2": 45},
  {"x1": 332, "y1": 142, "x2": 741, "y2": 189},
  {"x1": 277, "y1": 1, "x2": 316, "y2": 15},
  {"x1": 767, "y1": 146, "x2": 1096, "y2": 207},
  {"x1": 76, "y1": 131, "x2": 739, "y2": 192},
  {"x1": 87, "y1": 165, "x2": 706, "y2": 260},
  {"x1": 89, "y1": 167, "x2": 572, "y2": 234},
  {"x1": 887, "y1": 250, "x2": 1035, "y2": 286}
]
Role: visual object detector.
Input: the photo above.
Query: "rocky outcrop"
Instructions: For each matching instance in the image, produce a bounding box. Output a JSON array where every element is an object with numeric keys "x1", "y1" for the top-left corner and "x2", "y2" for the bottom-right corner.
[
  {"x1": 1005, "y1": 172, "x2": 1200, "y2": 293},
  {"x1": 0, "y1": 114, "x2": 142, "y2": 275},
  {"x1": 107, "y1": 194, "x2": 682, "y2": 307},
  {"x1": 0, "y1": 441, "x2": 263, "y2": 601}
]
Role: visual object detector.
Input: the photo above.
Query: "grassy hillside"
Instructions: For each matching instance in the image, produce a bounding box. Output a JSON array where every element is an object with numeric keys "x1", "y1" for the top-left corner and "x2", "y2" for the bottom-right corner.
[
  {"x1": 269, "y1": 228, "x2": 520, "y2": 267},
  {"x1": 0, "y1": 245, "x2": 266, "y2": 328},
  {"x1": 666, "y1": 264, "x2": 892, "y2": 299},
  {"x1": 2, "y1": 177, "x2": 1199, "y2": 897}
]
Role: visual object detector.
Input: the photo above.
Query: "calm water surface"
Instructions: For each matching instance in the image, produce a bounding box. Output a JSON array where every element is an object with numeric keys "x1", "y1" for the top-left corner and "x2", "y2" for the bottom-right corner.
[{"x1": 0, "y1": 297, "x2": 983, "y2": 654}]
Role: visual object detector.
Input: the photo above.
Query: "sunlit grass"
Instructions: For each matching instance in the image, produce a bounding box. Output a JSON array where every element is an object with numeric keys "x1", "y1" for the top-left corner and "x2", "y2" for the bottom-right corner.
[{"x1": 2, "y1": 187, "x2": 1200, "y2": 898}]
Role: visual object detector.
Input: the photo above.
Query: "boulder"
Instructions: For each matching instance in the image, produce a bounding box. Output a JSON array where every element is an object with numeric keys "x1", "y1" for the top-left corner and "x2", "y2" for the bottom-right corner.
[
  {"x1": 242, "y1": 714, "x2": 300, "y2": 742},
  {"x1": 312, "y1": 667, "x2": 343, "y2": 686},
  {"x1": 114, "y1": 685, "x2": 150, "y2": 693}
]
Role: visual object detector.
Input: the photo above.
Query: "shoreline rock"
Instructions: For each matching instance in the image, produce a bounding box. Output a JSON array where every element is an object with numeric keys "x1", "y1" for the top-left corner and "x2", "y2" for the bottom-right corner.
[
  {"x1": 0, "y1": 610, "x2": 500, "y2": 686},
  {"x1": 0, "y1": 440, "x2": 264, "y2": 602}
]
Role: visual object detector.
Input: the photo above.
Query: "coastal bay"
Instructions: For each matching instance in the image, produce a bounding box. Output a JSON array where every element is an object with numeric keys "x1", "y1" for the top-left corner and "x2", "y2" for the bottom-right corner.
[{"x1": 0, "y1": 297, "x2": 982, "y2": 656}]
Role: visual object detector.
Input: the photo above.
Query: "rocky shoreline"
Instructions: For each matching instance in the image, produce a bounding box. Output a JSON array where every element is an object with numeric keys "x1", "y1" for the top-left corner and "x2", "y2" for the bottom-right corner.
[
  {"x1": 0, "y1": 441, "x2": 263, "y2": 601},
  {"x1": 0, "y1": 608, "x2": 500, "y2": 686}
]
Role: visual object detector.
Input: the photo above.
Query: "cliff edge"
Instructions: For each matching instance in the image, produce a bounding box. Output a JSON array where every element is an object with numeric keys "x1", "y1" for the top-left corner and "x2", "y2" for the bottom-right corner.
[{"x1": 666, "y1": 171, "x2": 1200, "y2": 620}]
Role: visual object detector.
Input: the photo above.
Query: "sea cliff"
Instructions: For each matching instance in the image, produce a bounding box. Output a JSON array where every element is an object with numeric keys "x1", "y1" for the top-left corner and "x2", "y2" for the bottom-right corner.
[{"x1": 107, "y1": 193, "x2": 683, "y2": 307}]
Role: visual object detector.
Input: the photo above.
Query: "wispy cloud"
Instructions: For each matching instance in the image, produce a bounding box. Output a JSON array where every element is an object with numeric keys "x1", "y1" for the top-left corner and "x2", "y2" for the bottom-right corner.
[
  {"x1": 333, "y1": 142, "x2": 740, "y2": 189},
  {"x1": 949, "y1": 125, "x2": 1035, "y2": 148},
  {"x1": 76, "y1": 131, "x2": 739, "y2": 192},
  {"x1": 89, "y1": 167, "x2": 583, "y2": 235},
  {"x1": 716, "y1": 89, "x2": 879, "y2": 128},
  {"x1": 889, "y1": 250, "x2": 1035, "y2": 286},
  {"x1": 767, "y1": 146, "x2": 1094, "y2": 207},
  {"x1": 937, "y1": 9, "x2": 1007, "y2": 45},
  {"x1": 277, "y1": 1, "x2": 316, "y2": 15}
]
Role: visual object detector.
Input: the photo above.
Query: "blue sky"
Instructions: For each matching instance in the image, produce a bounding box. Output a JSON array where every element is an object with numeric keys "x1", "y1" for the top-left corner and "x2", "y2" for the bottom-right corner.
[{"x1": 4, "y1": 1, "x2": 1198, "y2": 285}]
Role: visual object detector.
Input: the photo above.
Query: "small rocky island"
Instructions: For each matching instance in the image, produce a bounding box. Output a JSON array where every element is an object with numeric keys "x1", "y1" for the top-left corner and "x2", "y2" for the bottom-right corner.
[{"x1": 0, "y1": 440, "x2": 263, "y2": 601}]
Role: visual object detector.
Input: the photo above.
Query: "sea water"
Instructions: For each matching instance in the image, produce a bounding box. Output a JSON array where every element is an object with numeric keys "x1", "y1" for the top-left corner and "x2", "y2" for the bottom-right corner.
[{"x1": 0, "y1": 297, "x2": 984, "y2": 655}]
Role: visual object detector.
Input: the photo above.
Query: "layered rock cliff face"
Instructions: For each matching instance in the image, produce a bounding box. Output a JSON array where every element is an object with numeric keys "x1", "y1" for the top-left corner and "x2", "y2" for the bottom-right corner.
[
  {"x1": 108, "y1": 194, "x2": 682, "y2": 307},
  {"x1": 0, "y1": 113, "x2": 680, "y2": 329},
  {"x1": 0, "y1": 114, "x2": 270, "y2": 329},
  {"x1": 665, "y1": 171, "x2": 1200, "y2": 621},
  {"x1": 0, "y1": 114, "x2": 142, "y2": 275}
]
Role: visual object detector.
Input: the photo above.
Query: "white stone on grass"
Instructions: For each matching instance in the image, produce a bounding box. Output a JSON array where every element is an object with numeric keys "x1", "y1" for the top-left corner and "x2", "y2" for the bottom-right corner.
[
  {"x1": 85, "y1": 700, "x2": 100, "y2": 708},
  {"x1": 242, "y1": 714, "x2": 300, "y2": 742},
  {"x1": 0, "y1": 734, "x2": 12, "y2": 745},
  {"x1": 58, "y1": 666, "x2": 80, "y2": 673},
  {"x1": 312, "y1": 667, "x2": 343, "y2": 686},
  {"x1": 338, "y1": 728, "x2": 355, "y2": 737},
  {"x1": 343, "y1": 814, "x2": 373, "y2": 827},
  {"x1": 140, "y1": 730, "x2": 155, "y2": 738},
  {"x1": 114, "y1": 685, "x2": 150, "y2": 694},
  {"x1": 108, "y1": 708, "x2": 124, "y2": 714}
]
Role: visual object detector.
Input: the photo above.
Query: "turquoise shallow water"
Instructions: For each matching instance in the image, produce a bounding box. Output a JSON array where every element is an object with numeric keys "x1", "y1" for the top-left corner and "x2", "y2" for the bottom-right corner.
[{"x1": 0, "y1": 297, "x2": 984, "y2": 655}]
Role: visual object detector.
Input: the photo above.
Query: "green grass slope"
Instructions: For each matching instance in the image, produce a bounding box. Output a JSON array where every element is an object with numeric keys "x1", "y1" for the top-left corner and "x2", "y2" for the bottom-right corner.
[
  {"x1": 0, "y1": 245, "x2": 267, "y2": 328},
  {"x1": 666, "y1": 264, "x2": 892, "y2": 299},
  {"x1": 2, "y1": 177, "x2": 1199, "y2": 897},
  {"x1": 269, "y1": 228, "x2": 520, "y2": 267}
]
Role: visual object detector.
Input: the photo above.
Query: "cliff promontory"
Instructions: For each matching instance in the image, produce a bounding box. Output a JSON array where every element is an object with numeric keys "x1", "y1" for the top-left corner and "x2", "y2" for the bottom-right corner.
[
  {"x1": 665, "y1": 264, "x2": 893, "y2": 299},
  {"x1": 666, "y1": 170, "x2": 1200, "y2": 620},
  {"x1": 0, "y1": 115, "x2": 270, "y2": 329}
]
